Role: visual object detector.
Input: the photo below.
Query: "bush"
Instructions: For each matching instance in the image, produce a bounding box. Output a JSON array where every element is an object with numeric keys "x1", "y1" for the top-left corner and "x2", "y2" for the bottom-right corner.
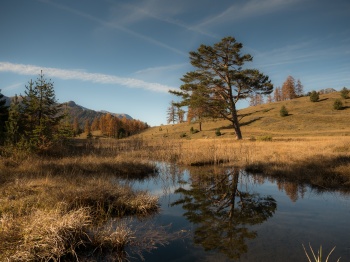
[
  {"x1": 333, "y1": 99, "x2": 343, "y2": 110},
  {"x1": 309, "y1": 90, "x2": 319, "y2": 102},
  {"x1": 257, "y1": 136, "x2": 273, "y2": 141},
  {"x1": 190, "y1": 127, "x2": 199, "y2": 134},
  {"x1": 280, "y1": 105, "x2": 288, "y2": 117},
  {"x1": 340, "y1": 87, "x2": 349, "y2": 99},
  {"x1": 180, "y1": 132, "x2": 187, "y2": 138},
  {"x1": 215, "y1": 128, "x2": 222, "y2": 136}
]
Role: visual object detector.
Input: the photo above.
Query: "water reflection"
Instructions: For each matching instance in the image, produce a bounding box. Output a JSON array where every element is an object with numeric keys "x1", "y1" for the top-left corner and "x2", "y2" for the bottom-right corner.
[{"x1": 171, "y1": 167, "x2": 277, "y2": 260}]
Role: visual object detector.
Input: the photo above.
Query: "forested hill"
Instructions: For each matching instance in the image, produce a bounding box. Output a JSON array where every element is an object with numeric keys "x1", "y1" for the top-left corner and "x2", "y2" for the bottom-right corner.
[
  {"x1": 2, "y1": 96, "x2": 133, "y2": 127},
  {"x1": 64, "y1": 100, "x2": 132, "y2": 127}
]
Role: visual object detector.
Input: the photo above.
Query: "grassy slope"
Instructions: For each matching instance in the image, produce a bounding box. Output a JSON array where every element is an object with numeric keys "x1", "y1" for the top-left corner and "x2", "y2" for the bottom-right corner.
[{"x1": 140, "y1": 92, "x2": 350, "y2": 139}]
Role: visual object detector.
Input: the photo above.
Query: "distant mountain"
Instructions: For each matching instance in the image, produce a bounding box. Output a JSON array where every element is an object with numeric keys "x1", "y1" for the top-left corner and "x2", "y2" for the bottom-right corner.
[
  {"x1": 318, "y1": 88, "x2": 337, "y2": 94},
  {"x1": 2, "y1": 95, "x2": 11, "y2": 107},
  {"x1": 0, "y1": 96, "x2": 133, "y2": 127},
  {"x1": 64, "y1": 101, "x2": 133, "y2": 127}
]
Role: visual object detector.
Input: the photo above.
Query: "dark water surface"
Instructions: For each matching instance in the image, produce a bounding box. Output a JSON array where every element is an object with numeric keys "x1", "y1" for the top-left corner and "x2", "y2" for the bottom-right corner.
[{"x1": 123, "y1": 163, "x2": 350, "y2": 261}]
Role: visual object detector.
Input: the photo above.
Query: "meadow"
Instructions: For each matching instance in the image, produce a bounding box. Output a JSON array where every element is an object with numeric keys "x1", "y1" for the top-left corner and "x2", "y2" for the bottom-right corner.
[{"x1": 0, "y1": 91, "x2": 349, "y2": 261}]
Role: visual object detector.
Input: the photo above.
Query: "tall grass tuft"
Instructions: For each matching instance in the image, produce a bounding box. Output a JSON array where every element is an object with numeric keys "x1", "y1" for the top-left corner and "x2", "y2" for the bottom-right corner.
[
  {"x1": 11, "y1": 207, "x2": 91, "y2": 261},
  {"x1": 303, "y1": 243, "x2": 341, "y2": 262}
]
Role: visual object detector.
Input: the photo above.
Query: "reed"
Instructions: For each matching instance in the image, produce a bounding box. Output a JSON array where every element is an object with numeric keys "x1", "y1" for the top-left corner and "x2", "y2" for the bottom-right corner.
[
  {"x1": 303, "y1": 243, "x2": 341, "y2": 262},
  {"x1": 0, "y1": 153, "x2": 159, "y2": 261}
]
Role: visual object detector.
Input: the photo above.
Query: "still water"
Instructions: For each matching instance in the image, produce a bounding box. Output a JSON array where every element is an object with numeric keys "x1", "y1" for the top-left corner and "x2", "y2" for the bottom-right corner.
[{"x1": 123, "y1": 162, "x2": 350, "y2": 261}]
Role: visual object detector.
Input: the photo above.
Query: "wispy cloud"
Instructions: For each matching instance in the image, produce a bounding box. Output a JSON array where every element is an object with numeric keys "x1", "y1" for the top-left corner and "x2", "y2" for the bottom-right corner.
[
  {"x1": 114, "y1": 2, "x2": 217, "y2": 38},
  {"x1": 2, "y1": 82, "x2": 23, "y2": 92},
  {"x1": 37, "y1": 0, "x2": 187, "y2": 56},
  {"x1": 134, "y1": 63, "x2": 187, "y2": 75},
  {"x1": 0, "y1": 62, "x2": 174, "y2": 93},
  {"x1": 196, "y1": 0, "x2": 302, "y2": 28}
]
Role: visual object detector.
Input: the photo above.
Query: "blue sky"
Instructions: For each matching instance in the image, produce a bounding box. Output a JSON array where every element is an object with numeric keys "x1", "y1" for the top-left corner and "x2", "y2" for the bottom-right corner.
[{"x1": 1, "y1": 0, "x2": 349, "y2": 126}]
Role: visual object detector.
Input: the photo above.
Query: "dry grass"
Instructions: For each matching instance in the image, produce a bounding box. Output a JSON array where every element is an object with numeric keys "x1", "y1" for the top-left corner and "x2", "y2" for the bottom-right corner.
[
  {"x1": 0, "y1": 155, "x2": 159, "y2": 261},
  {"x1": 11, "y1": 207, "x2": 91, "y2": 262},
  {"x1": 106, "y1": 136, "x2": 350, "y2": 190},
  {"x1": 303, "y1": 243, "x2": 341, "y2": 262},
  {"x1": 138, "y1": 92, "x2": 350, "y2": 140},
  {"x1": 0, "y1": 91, "x2": 349, "y2": 260}
]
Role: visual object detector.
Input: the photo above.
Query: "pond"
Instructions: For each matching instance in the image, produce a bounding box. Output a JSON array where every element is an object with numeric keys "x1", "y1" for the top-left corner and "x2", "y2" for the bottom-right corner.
[{"x1": 122, "y1": 162, "x2": 350, "y2": 261}]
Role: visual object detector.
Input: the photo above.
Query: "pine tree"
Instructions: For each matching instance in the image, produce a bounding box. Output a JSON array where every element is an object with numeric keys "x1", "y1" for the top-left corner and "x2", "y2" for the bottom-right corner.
[
  {"x1": 249, "y1": 94, "x2": 257, "y2": 107},
  {"x1": 169, "y1": 36, "x2": 273, "y2": 140},
  {"x1": 273, "y1": 87, "x2": 282, "y2": 102},
  {"x1": 266, "y1": 94, "x2": 273, "y2": 103},
  {"x1": 309, "y1": 90, "x2": 319, "y2": 102},
  {"x1": 5, "y1": 95, "x2": 23, "y2": 146},
  {"x1": 340, "y1": 87, "x2": 349, "y2": 99},
  {"x1": 281, "y1": 76, "x2": 296, "y2": 100},
  {"x1": 280, "y1": 105, "x2": 289, "y2": 117},
  {"x1": 21, "y1": 72, "x2": 63, "y2": 151},
  {"x1": 167, "y1": 101, "x2": 178, "y2": 124},
  {"x1": 72, "y1": 117, "x2": 80, "y2": 137},
  {"x1": 295, "y1": 79, "x2": 304, "y2": 97},
  {"x1": 177, "y1": 108, "x2": 185, "y2": 123},
  {"x1": 0, "y1": 89, "x2": 9, "y2": 145},
  {"x1": 84, "y1": 119, "x2": 92, "y2": 138},
  {"x1": 55, "y1": 103, "x2": 73, "y2": 144},
  {"x1": 91, "y1": 117, "x2": 100, "y2": 131}
]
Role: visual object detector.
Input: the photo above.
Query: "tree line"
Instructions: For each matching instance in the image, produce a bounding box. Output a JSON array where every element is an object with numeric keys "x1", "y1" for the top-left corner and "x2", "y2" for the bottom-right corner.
[
  {"x1": 250, "y1": 75, "x2": 304, "y2": 106},
  {"x1": 0, "y1": 72, "x2": 148, "y2": 154},
  {"x1": 78, "y1": 113, "x2": 148, "y2": 139}
]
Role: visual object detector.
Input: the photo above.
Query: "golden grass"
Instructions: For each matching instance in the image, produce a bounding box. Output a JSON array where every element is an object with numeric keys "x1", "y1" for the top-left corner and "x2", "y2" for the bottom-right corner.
[
  {"x1": 107, "y1": 135, "x2": 350, "y2": 190},
  {"x1": 303, "y1": 243, "x2": 341, "y2": 262},
  {"x1": 138, "y1": 92, "x2": 350, "y2": 140},
  {"x1": 0, "y1": 92, "x2": 349, "y2": 260},
  {"x1": 0, "y1": 155, "x2": 159, "y2": 261}
]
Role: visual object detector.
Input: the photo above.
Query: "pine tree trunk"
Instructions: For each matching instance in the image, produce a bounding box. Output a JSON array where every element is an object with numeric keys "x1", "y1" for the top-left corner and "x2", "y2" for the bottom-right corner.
[{"x1": 231, "y1": 107, "x2": 242, "y2": 140}]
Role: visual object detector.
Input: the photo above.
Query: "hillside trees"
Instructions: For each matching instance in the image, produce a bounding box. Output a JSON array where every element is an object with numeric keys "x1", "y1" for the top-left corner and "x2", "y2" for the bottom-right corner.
[
  {"x1": 167, "y1": 101, "x2": 178, "y2": 124},
  {"x1": 281, "y1": 76, "x2": 296, "y2": 100},
  {"x1": 20, "y1": 72, "x2": 64, "y2": 150},
  {"x1": 272, "y1": 77, "x2": 304, "y2": 103},
  {"x1": 3, "y1": 72, "x2": 70, "y2": 152},
  {"x1": 92, "y1": 113, "x2": 148, "y2": 138},
  {"x1": 170, "y1": 36, "x2": 273, "y2": 140},
  {"x1": 295, "y1": 79, "x2": 304, "y2": 97},
  {"x1": 309, "y1": 91, "x2": 319, "y2": 102},
  {"x1": 0, "y1": 89, "x2": 9, "y2": 145},
  {"x1": 5, "y1": 95, "x2": 22, "y2": 146},
  {"x1": 340, "y1": 87, "x2": 349, "y2": 99}
]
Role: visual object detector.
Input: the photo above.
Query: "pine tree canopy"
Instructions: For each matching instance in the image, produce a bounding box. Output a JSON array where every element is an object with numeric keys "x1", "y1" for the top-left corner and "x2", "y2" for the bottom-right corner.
[{"x1": 169, "y1": 36, "x2": 273, "y2": 140}]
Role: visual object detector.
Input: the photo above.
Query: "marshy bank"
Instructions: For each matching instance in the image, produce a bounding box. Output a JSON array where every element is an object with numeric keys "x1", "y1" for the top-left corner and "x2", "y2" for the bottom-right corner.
[
  {"x1": 1, "y1": 135, "x2": 349, "y2": 261},
  {"x1": 116, "y1": 136, "x2": 350, "y2": 190},
  {"x1": 0, "y1": 153, "x2": 161, "y2": 261}
]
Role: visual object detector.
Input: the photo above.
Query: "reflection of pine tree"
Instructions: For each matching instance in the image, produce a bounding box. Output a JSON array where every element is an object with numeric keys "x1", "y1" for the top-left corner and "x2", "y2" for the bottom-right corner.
[{"x1": 172, "y1": 168, "x2": 276, "y2": 260}]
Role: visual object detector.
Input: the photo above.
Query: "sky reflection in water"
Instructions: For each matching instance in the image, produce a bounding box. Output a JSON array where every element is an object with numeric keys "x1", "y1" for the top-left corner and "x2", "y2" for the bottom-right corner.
[{"x1": 123, "y1": 162, "x2": 350, "y2": 262}]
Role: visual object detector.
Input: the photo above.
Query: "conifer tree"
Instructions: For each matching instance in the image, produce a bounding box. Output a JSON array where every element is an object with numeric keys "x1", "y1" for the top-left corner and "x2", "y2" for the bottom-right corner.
[
  {"x1": 295, "y1": 79, "x2": 304, "y2": 97},
  {"x1": 177, "y1": 108, "x2": 185, "y2": 123},
  {"x1": 0, "y1": 89, "x2": 9, "y2": 145},
  {"x1": 273, "y1": 87, "x2": 282, "y2": 102},
  {"x1": 167, "y1": 101, "x2": 178, "y2": 124},
  {"x1": 72, "y1": 117, "x2": 80, "y2": 137},
  {"x1": 21, "y1": 71, "x2": 64, "y2": 151},
  {"x1": 266, "y1": 94, "x2": 273, "y2": 103},
  {"x1": 84, "y1": 119, "x2": 92, "y2": 138},
  {"x1": 340, "y1": 87, "x2": 349, "y2": 99},
  {"x1": 281, "y1": 76, "x2": 296, "y2": 100},
  {"x1": 5, "y1": 95, "x2": 23, "y2": 146},
  {"x1": 170, "y1": 36, "x2": 273, "y2": 140},
  {"x1": 309, "y1": 90, "x2": 319, "y2": 102}
]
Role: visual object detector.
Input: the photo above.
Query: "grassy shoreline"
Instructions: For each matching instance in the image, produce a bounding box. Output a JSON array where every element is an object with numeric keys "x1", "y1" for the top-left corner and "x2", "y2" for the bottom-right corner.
[
  {"x1": 1, "y1": 132, "x2": 349, "y2": 260},
  {"x1": 0, "y1": 155, "x2": 160, "y2": 261}
]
